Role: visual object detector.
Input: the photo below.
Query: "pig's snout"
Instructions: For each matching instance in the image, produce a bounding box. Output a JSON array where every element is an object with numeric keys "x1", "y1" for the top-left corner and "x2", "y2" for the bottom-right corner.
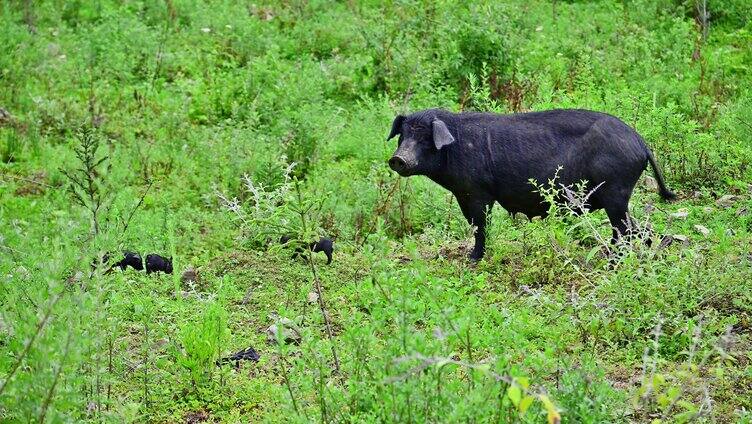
[{"x1": 388, "y1": 156, "x2": 408, "y2": 173}]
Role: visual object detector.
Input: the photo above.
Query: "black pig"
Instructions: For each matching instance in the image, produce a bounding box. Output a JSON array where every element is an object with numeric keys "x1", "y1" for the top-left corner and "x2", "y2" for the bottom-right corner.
[
  {"x1": 99, "y1": 251, "x2": 143, "y2": 274},
  {"x1": 145, "y1": 254, "x2": 173, "y2": 274},
  {"x1": 113, "y1": 251, "x2": 144, "y2": 271},
  {"x1": 387, "y1": 108, "x2": 675, "y2": 261},
  {"x1": 216, "y1": 346, "x2": 260, "y2": 368},
  {"x1": 279, "y1": 235, "x2": 334, "y2": 264}
]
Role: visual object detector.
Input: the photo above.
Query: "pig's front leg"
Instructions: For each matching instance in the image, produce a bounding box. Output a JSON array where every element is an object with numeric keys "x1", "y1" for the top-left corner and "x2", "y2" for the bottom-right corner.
[{"x1": 456, "y1": 195, "x2": 493, "y2": 261}]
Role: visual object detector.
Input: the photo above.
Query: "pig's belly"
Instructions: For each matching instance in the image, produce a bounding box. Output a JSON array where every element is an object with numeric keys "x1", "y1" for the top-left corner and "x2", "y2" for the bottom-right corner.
[{"x1": 496, "y1": 195, "x2": 549, "y2": 219}]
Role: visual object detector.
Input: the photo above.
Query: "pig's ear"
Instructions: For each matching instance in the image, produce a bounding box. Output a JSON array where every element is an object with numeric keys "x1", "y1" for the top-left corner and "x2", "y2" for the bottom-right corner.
[
  {"x1": 432, "y1": 119, "x2": 455, "y2": 150},
  {"x1": 387, "y1": 115, "x2": 405, "y2": 140}
]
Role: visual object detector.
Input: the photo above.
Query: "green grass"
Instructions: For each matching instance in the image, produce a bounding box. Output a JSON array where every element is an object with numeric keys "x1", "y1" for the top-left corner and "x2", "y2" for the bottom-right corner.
[{"x1": 1, "y1": 0, "x2": 752, "y2": 422}]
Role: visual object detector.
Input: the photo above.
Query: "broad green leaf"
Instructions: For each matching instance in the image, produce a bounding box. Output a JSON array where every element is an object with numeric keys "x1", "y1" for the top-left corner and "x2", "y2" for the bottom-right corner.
[
  {"x1": 652, "y1": 374, "x2": 665, "y2": 391},
  {"x1": 657, "y1": 393, "x2": 670, "y2": 408},
  {"x1": 516, "y1": 376, "x2": 530, "y2": 390},
  {"x1": 586, "y1": 246, "x2": 601, "y2": 262},
  {"x1": 519, "y1": 395, "x2": 535, "y2": 415},
  {"x1": 677, "y1": 400, "x2": 698, "y2": 412},
  {"x1": 507, "y1": 385, "x2": 522, "y2": 406},
  {"x1": 666, "y1": 386, "x2": 681, "y2": 402}
]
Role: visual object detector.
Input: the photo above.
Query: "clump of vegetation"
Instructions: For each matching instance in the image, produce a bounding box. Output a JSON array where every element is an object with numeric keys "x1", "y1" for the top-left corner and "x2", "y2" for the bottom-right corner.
[
  {"x1": 174, "y1": 301, "x2": 229, "y2": 387},
  {"x1": 1, "y1": 0, "x2": 751, "y2": 422}
]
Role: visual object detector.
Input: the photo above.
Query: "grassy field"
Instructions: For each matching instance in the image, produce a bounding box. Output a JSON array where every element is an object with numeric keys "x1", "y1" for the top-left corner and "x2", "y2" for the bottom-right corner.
[{"x1": 1, "y1": 0, "x2": 752, "y2": 422}]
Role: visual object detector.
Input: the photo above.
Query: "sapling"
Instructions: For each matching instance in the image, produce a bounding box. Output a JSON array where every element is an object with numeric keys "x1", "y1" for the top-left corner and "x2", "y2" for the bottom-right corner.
[
  {"x1": 61, "y1": 127, "x2": 113, "y2": 236},
  {"x1": 290, "y1": 178, "x2": 341, "y2": 374}
]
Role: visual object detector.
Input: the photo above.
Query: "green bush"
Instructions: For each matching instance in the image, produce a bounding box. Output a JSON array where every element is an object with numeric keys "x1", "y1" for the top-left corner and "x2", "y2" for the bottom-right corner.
[{"x1": 174, "y1": 302, "x2": 229, "y2": 387}]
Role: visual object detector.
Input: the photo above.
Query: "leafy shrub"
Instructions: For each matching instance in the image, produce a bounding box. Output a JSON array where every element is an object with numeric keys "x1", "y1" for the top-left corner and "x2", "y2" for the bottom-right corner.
[{"x1": 174, "y1": 302, "x2": 229, "y2": 387}]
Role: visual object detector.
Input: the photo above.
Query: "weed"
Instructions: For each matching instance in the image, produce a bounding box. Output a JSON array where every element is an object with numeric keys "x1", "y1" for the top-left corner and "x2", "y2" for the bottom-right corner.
[
  {"x1": 174, "y1": 302, "x2": 229, "y2": 388},
  {"x1": 61, "y1": 127, "x2": 113, "y2": 236}
]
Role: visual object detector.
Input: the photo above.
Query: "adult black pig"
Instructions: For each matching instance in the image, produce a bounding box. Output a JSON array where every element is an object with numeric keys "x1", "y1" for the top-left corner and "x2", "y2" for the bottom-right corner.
[{"x1": 387, "y1": 108, "x2": 675, "y2": 261}]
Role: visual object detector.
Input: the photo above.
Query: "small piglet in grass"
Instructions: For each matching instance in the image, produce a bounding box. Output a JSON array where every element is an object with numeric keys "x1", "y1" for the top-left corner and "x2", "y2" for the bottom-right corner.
[
  {"x1": 96, "y1": 251, "x2": 142, "y2": 274},
  {"x1": 279, "y1": 235, "x2": 334, "y2": 264},
  {"x1": 99, "y1": 252, "x2": 172, "y2": 274},
  {"x1": 113, "y1": 252, "x2": 144, "y2": 271},
  {"x1": 146, "y1": 254, "x2": 173, "y2": 274},
  {"x1": 216, "y1": 346, "x2": 260, "y2": 368}
]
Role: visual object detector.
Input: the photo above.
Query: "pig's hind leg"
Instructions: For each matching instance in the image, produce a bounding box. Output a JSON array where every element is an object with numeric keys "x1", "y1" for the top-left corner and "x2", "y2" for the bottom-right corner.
[{"x1": 594, "y1": 184, "x2": 639, "y2": 245}]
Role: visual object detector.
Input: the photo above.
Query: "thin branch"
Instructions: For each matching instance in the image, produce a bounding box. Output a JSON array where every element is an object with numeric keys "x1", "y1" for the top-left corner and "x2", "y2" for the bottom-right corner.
[
  {"x1": 121, "y1": 179, "x2": 153, "y2": 235},
  {"x1": 308, "y1": 253, "x2": 340, "y2": 374}
]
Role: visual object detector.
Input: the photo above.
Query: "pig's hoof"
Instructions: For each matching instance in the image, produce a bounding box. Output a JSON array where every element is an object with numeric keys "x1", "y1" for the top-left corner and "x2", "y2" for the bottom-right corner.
[{"x1": 468, "y1": 251, "x2": 484, "y2": 262}]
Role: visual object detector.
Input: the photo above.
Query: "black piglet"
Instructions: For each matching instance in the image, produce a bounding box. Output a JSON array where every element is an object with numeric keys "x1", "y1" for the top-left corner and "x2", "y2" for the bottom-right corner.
[
  {"x1": 114, "y1": 252, "x2": 144, "y2": 271},
  {"x1": 145, "y1": 254, "x2": 173, "y2": 274},
  {"x1": 279, "y1": 235, "x2": 334, "y2": 265}
]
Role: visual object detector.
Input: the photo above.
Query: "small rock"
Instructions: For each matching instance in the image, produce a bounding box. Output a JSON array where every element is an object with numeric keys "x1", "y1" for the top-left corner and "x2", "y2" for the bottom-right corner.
[
  {"x1": 736, "y1": 207, "x2": 748, "y2": 217},
  {"x1": 307, "y1": 291, "x2": 318, "y2": 304},
  {"x1": 673, "y1": 234, "x2": 689, "y2": 244},
  {"x1": 266, "y1": 317, "x2": 301, "y2": 345},
  {"x1": 716, "y1": 195, "x2": 737, "y2": 208},
  {"x1": 644, "y1": 203, "x2": 656, "y2": 214},
  {"x1": 181, "y1": 266, "x2": 197, "y2": 284},
  {"x1": 643, "y1": 176, "x2": 658, "y2": 190},
  {"x1": 692, "y1": 191, "x2": 702, "y2": 199},
  {"x1": 702, "y1": 207, "x2": 714, "y2": 214},
  {"x1": 694, "y1": 225, "x2": 711, "y2": 237},
  {"x1": 725, "y1": 228, "x2": 735, "y2": 237},
  {"x1": 200, "y1": 27, "x2": 211, "y2": 33},
  {"x1": 670, "y1": 208, "x2": 689, "y2": 219}
]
